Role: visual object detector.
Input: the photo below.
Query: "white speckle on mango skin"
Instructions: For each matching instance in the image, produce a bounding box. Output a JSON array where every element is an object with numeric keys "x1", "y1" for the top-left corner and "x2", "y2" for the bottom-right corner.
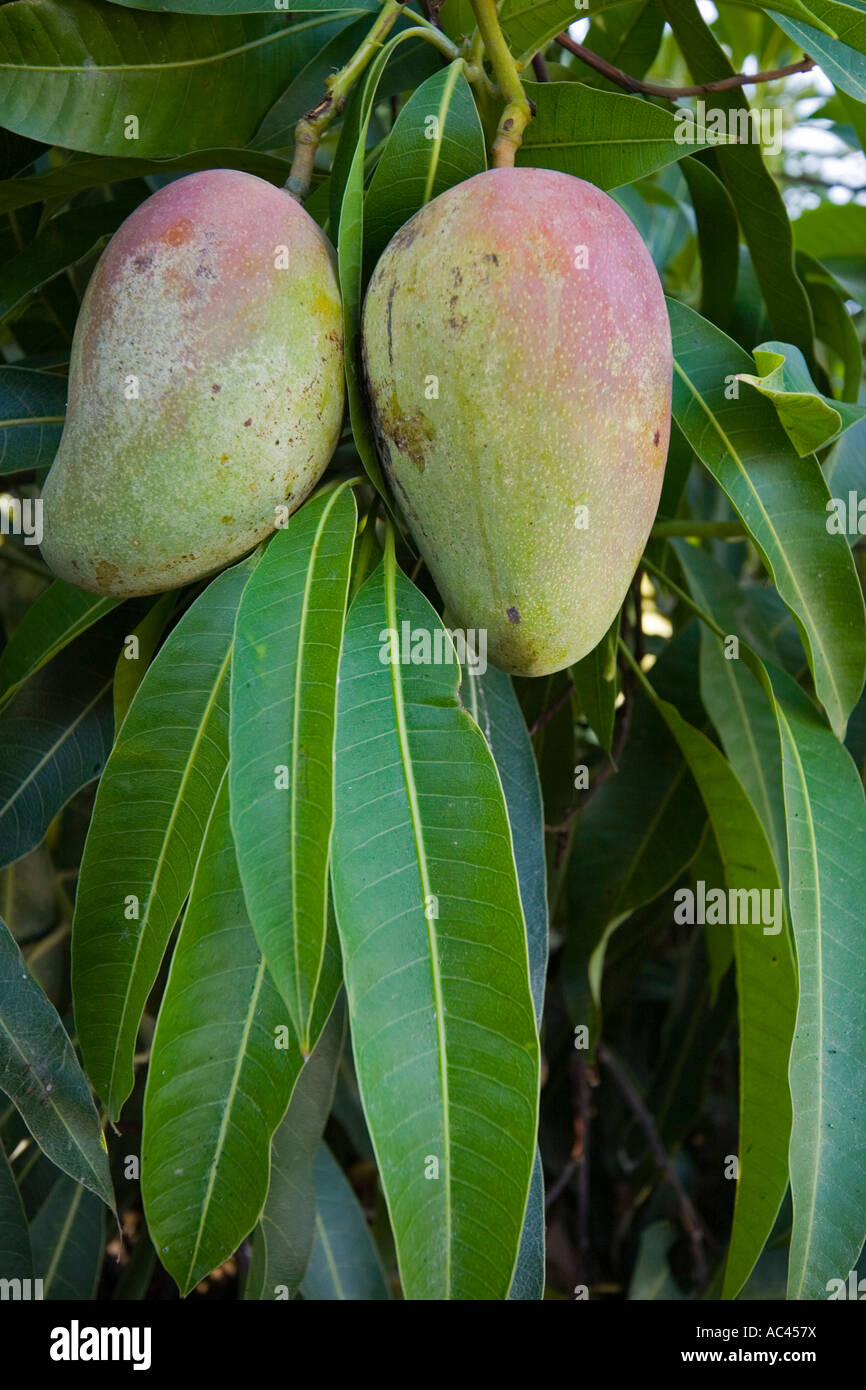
[
  {"x1": 41, "y1": 169, "x2": 344, "y2": 597},
  {"x1": 362, "y1": 166, "x2": 673, "y2": 677}
]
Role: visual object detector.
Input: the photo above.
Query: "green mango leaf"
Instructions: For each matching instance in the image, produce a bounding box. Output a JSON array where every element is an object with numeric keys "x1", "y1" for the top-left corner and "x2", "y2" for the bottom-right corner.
[
  {"x1": 252, "y1": 16, "x2": 375, "y2": 153},
  {"x1": 578, "y1": 1, "x2": 665, "y2": 92},
  {"x1": 497, "y1": 0, "x2": 831, "y2": 66},
  {"x1": 336, "y1": 25, "x2": 436, "y2": 515},
  {"x1": 517, "y1": 81, "x2": 729, "y2": 188},
  {"x1": 0, "y1": 1, "x2": 352, "y2": 158},
  {"x1": 0, "y1": 610, "x2": 131, "y2": 869},
  {"x1": 113, "y1": 592, "x2": 176, "y2": 732},
  {"x1": 462, "y1": 663, "x2": 548, "y2": 1301},
  {"x1": 245, "y1": 996, "x2": 346, "y2": 1301},
  {"x1": 0, "y1": 149, "x2": 293, "y2": 216},
  {"x1": 772, "y1": 5, "x2": 866, "y2": 104},
  {"x1": 628, "y1": 1222, "x2": 684, "y2": 1300},
  {"x1": 331, "y1": 540, "x2": 540, "y2": 1300},
  {"x1": 30, "y1": 1175, "x2": 104, "y2": 1299},
  {"x1": 0, "y1": 582, "x2": 117, "y2": 712},
  {"x1": 0, "y1": 916, "x2": 114, "y2": 1209},
  {"x1": 301, "y1": 1144, "x2": 390, "y2": 1300},
  {"x1": 0, "y1": 1136, "x2": 31, "y2": 1281},
  {"x1": 626, "y1": 645, "x2": 797, "y2": 1301},
  {"x1": 563, "y1": 629, "x2": 708, "y2": 1041},
  {"x1": 0, "y1": 367, "x2": 66, "y2": 477},
  {"x1": 673, "y1": 545, "x2": 866, "y2": 1301},
  {"x1": 231, "y1": 487, "x2": 355, "y2": 1051},
  {"x1": 736, "y1": 341, "x2": 866, "y2": 456},
  {"x1": 570, "y1": 614, "x2": 619, "y2": 755},
  {"x1": 661, "y1": 0, "x2": 816, "y2": 365},
  {"x1": 364, "y1": 62, "x2": 487, "y2": 272},
  {"x1": 105, "y1": 0, "x2": 377, "y2": 10},
  {"x1": 0, "y1": 201, "x2": 140, "y2": 325},
  {"x1": 72, "y1": 556, "x2": 255, "y2": 1120},
  {"x1": 680, "y1": 157, "x2": 739, "y2": 332},
  {"x1": 796, "y1": 250, "x2": 863, "y2": 404},
  {"x1": 142, "y1": 776, "x2": 304, "y2": 1296},
  {"x1": 668, "y1": 297, "x2": 866, "y2": 739}
]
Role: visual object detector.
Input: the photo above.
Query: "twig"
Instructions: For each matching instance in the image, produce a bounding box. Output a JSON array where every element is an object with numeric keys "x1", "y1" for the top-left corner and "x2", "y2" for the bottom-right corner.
[
  {"x1": 529, "y1": 680, "x2": 573, "y2": 737},
  {"x1": 556, "y1": 32, "x2": 814, "y2": 99},
  {"x1": 597, "y1": 1042, "x2": 708, "y2": 1289},
  {"x1": 471, "y1": 0, "x2": 534, "y2": 166},
  {"x1": 531, "y1": 52, "x2": 550, "y2": 83}
]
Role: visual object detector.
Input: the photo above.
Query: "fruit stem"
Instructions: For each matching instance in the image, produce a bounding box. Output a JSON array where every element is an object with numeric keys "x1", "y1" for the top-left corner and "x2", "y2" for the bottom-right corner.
[
  {"x1": 286, "y1": 2, "x2": 463, "y2": 202},
  {"x1": 650, "y1": 519, "x2": 746, "y2": 539},
  {"x1": 469, "y1": 0, "x2": 534, "y2": 167}
]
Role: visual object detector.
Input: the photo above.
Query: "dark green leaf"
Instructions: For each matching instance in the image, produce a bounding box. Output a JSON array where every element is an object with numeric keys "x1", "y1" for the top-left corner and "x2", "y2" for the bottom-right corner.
[
  {"x1": 331, "y1": 543, "x2": 539, "y2": 1299},
  {"x1": 301, "y1": 1143, "x2": 389, "y2": 1300},
  {"x1": 141, "y1": 776, "x2": 303, "y2": 1296},
  {"x1": 30, "y1": 1175, "x2": 104, "y2": 1298},
  {"x1": 72, "y1": 556, "x2": 255, "y2": 1120},
  {"x1": 230, "y1": 487, "x2": 355, "y2": 1051},
  {"x1": 0, "y1": 367, "x2": 66, "y2": 476},
  {"x1": 0, "y1": 916, "x2": 114, "y2": 1208}
]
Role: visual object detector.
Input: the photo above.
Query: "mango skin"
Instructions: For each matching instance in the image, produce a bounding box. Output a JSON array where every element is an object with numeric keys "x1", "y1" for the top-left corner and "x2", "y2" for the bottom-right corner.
[
  {"x1": 361, "y1": 167, "x2": 672, "y2": 676},
  {"x1": 41, "y1": 170, "x2": 344, "y2": 596}
]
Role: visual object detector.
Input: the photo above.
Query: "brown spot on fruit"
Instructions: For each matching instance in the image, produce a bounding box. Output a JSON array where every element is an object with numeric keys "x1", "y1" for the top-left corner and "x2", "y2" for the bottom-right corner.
[
  {"x1": 133, "y1": 254, "x2": 153, "y2": 272},
  {"x1": 244, "y1": 418, "x2": 252, "y2": 427},
  {"x1": 653, "y1": 429, "x2": 660, "y2": 446},
  {"x1": 96, "y1": 559, "x2": 120, "y2": 589},
  {"x1": 507, "y1": 606, "x2": 521, "y2": 624},
  {"x1": 162, "y1": 218, "x2": 194, "y2": 247},
  {"x1": 212, "y1": 384, "x2": 221, "y2": 393}
]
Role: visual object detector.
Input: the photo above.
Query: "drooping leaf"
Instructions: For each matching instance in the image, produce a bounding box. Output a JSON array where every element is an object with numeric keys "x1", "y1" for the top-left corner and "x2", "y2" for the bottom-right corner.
[
  {"x1": 627, "y1": 644, "x2": 797, "y2": 1301},
  {"x1": 517, "y1": 81, "x2": 728, "y2": 189},
  {"x1": 364, "y1": 62, "x2": 486, "y2": 272},
  {"x1": 112, "y1": 592, "x2": 176, "y2": 731},
  {"x1": 462, "y1": 662, "x2": 548, "y2": 1300},
  {"x1": 668, "y1": 296, "x2": 866, "y2": 738},
  {"x1": 230, "y1": 486, "x2": 355, "y2": 1051},
  {"x1": 0, "y1": 201, "x2": 137, "y2": 325},
  {"x1": 563, "y1": 629, "x2": 707, "y2": 1041},
  {"x1": 141, "y1": 776, "x2": 304, "y2": 1296},
  {"x1": 0, "y1": 1135, "x2": 31, "y2": 1281},
  {"x1": 0, "y1": 916, "x2": 113, "y2": 1208},
  {"x1": 0, "y1": 1, "x2": 353, "y2": 158},
  {"x1": 0, "y1": 581, "x2": 117, "y2": 712},
  {"x1": 675, "y1": 545, "x2": 866, "y2": 1301},
  {"x1": 331, "y1": 540, "x2": 540, "y2": 1300},
  {"x1": 0, "y1": 367, "x2": 66, "y2": 477},
  {"x1": 772, "y1": 5, "x2": 866, "y2": 105},
  {"x1": 570, "y1": 614, "x2": 618, "y2": 755},
  {"x1": 72, "y1": 555, "x2": 255, "y2": 1120},
  {"x1": 245, "y1": 996, "x2": 346, "y2": 1301},
  {"x1": 680, "y1": 156, "x2": 739, "y2": 332},
  {"x1": 660, "y1": 0, "x2": 816, "y2": 365},
  {"x1": 29, "y1": 1175, "x2": 104, "y2": 1299},
  {"x1": 0, "y1": 609, "x2": 131, "y2": 869},
  {"x1": 736, "y1": 340, "x2": 866, "y2": 456},
  {"x1": 301, "y1": 1143, "x2": 389, "y2": 1300}
]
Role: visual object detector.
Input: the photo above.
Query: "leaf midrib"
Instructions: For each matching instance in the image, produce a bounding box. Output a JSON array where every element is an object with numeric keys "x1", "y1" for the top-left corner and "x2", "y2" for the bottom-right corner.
[{"x1": 383, "y1": 542, "x2": 452, "y2": 1298}]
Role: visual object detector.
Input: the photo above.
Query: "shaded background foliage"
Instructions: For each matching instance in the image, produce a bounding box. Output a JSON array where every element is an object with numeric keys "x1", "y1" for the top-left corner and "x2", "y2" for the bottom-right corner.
[{"x1": 0, "y1": 0, "x2": 865, "y2": 1302}]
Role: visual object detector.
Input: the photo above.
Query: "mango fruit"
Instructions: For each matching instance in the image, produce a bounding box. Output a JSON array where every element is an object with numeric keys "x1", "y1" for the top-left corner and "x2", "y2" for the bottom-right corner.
[
  {"x1": 41, "y1": 169, "x2": 344, "y2": 596},
  {"x1": 361, "y1": 167, "x2": 672, "y2": 676}
]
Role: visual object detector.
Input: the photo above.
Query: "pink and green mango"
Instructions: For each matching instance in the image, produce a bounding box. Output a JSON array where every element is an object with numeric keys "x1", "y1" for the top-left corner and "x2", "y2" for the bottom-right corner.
[
  {"x1": 41, "y1": 170, "x2": 344, "y2": 596},
  {"x1": 361, "y1": 167, "x2": 672, "y2": 676}
]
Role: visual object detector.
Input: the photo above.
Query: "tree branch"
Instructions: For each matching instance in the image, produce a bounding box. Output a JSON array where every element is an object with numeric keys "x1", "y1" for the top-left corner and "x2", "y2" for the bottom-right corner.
[{"x1": 556, "y1": 33, "x2": 814, "y2": 99}]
